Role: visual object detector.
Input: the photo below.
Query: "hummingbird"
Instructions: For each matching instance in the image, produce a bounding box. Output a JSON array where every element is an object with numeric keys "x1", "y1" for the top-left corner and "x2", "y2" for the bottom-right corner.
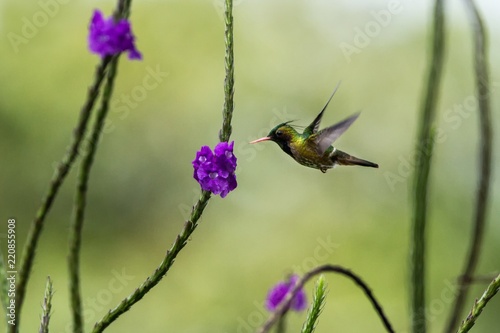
[{"x1": 250, "y1": 84, "x2": 378, "y2": 173}]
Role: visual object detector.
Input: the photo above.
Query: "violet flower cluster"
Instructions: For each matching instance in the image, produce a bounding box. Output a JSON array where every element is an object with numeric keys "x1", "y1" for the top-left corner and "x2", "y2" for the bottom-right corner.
[
  {"x1": 88, "y1": 9, "x2": 142, "y2": 60},
  {"x1": 192, "y1": 141, "x2": 237, "y2": 198},
  {"x1": 266, "y1": 275, "x2": 307, "y2": 312}
]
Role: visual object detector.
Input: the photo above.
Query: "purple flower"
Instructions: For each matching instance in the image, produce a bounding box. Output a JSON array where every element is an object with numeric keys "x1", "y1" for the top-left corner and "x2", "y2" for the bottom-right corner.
[
  {"x1": 192, "y1": 141, "x2": 237, "y2": 198},
  {"x1": 266, "y1": 275, "x2": 307, "y2": 312},
  {"x1": 88, "y1": 9, "x2": 142, "y2": 60}
]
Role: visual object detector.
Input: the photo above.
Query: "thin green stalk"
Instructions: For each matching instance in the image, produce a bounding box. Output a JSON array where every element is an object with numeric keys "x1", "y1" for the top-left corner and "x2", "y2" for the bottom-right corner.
[
  {"x1": 456, "y1": 273, "x2": 500, "y2": 333},
  {"x1": 14, "y1": 0, "x2": 134, "y2": 325},
  {"x1": 12, "y1": 57, "x2": 111, "y2": 333},
  {"x1": 92, "y1": 1, "x2": 235, "y2": 331},
  {"x1": 300, "y1": 275, "x2": 327, "y2": 333},
  {"x1": 10, "y1": 0, "x2": 132, "y2": 330},
  {"x1": 410, "y1": 1, "x2": 445, "y2": 332},
  {"x1": 114, "y1": 0, "x2": 132, "y2": 19},
  {"x1": 68, "y1": 56, "x2": 121, "y2": 333},
  {"x1": 39, "y1": 276, "x2": 54, "y2": 333},
  {"x1": 257, "y1": 264, "x2": 394, "y2": 333},
  {"x1": 91, "y1": 191, "x2": 212, "y2": 333},
  {"x1": 219, "y1": 0, "x2": 234, "y2": 142},
  {"x1": 67, "y1": 2, "x2": 132, "y2": 333},
  {"x1": 445, "y1": 0, "x2": 492, "y2": 331},
  {"x1": 276, "y1": 315, "x2": 286, "y2": 333}
]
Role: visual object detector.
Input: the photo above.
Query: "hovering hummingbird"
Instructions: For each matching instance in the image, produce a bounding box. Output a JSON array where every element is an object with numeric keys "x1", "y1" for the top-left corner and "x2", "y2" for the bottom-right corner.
[{"x1": 250, "y1": 83, "x2": 378, "y2": 173}]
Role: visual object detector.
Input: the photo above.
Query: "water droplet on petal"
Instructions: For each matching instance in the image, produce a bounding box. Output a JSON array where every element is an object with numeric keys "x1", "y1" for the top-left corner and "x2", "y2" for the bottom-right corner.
[
  {"x1": 225, "y1": 151, "x2": 233, "y2": 159},
  {"x1": 199, "y1": 156, "x2": 207, "y2": 163},
  {"x1": 209, "y1": 172, "x2": 218, "y2": 179}
]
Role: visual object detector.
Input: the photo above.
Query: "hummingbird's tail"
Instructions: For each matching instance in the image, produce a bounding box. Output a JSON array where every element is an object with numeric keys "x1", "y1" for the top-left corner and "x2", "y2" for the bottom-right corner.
[{"x1": 332, "y1": 149, "x2": 379, "y2": 168}]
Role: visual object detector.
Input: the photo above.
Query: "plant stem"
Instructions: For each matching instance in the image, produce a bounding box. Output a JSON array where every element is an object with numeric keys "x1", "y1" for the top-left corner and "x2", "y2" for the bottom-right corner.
[
  {"x1": 219, "y1": 0, "x2": 234, "y2": 142},
  {"x1": 12, "y1": 1, "x2": 132, "y2": 331},
  {"x1": 92, "y1": 1, "x2": 235, "y2": 331},
  {"x1": 410, "y1": 1, "x2": 445, "y2": 332},
  {"x1": 300, "y1": 275, "x2": 327, "y2": 333},
  {"x1": 445, "y1": 0, "x2": 492, "y2": 331},
  {"x1": 12, "y1": 57, "x2": 111, "y2": 333},
  {"x1": 68, "y1": 56, "x2": 120, "y2": 333},
  {"x1": 276, "y1": 315, "x2": 286, "y2": 333},
  {"x1": 39, "y1": 276, "x2": 54, "y2": 333},
  {"x1": 456, "y1": 273, "x2": 500, "y2": 333},
  {"x1": 91, "y1": 191, "x2": 212, "y2": 333},
  {"x1": 114, "y1": 0, "x2": 132, "y2": 19},
  {"x1": 257, "y1": 264, "x2": 394, "y2": 333}
]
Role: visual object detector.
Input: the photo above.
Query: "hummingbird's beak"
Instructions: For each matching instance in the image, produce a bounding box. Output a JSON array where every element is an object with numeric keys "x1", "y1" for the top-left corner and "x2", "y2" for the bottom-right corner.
[{"x1": 249, "y1": 137, "x2": 271, "y2": 144}]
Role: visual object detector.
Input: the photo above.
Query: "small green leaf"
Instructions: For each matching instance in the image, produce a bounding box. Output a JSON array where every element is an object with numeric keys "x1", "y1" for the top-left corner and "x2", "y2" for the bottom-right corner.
[
  {"x1": 39, "y1": 276, "x2": 54, "y2": 333},
  {"x1": 301, "y1": 275, "x2": 327, "y2": 333}
]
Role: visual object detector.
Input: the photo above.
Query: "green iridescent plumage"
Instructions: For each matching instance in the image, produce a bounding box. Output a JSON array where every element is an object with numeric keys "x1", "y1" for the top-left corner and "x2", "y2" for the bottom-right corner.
[{"x1": 250, "y1": 84, "x2": 378, "y2": 173}]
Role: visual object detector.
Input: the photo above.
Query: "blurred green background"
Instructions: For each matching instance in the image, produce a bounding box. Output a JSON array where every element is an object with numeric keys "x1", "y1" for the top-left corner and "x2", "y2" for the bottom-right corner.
[{"x1": 1, "y1": 0, "x2": 499, "y2": 332}]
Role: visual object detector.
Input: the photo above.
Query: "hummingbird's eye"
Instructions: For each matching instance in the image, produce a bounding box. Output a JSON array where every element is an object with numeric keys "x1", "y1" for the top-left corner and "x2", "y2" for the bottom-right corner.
[{"x1": 276, "y1": 130, "x2": 283, "y2": 137}]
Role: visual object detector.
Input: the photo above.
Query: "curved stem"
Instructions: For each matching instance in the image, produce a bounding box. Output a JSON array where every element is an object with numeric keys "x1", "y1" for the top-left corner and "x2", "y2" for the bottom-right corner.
[
  {"x1": 68, "y1": 56, "x2": 120, "y2": 333},
  {"x1": 12, "y1": 57, "x2": 111, "y2": 333},
  {"x1": 410, "y1": 1, "x2": 446, "y2": 332},
  {"x1": 445, "y1": 0, "x2": 492, "y2": 331},
  {"x1": 92, "y1": 0, "x2": 235, "y2": 331},
  {"x1": 456, "y1": 273, "x2": 500, "y2": 333},
  {"x1": 257, "y1": 264, "x2": 395, "y2": 333},
  {"x1": 91, "y1": 191, "x2": 211, "y2": 333},
  {"x1": 12, "y1": 1, "x2": 133, "y2": 331}
]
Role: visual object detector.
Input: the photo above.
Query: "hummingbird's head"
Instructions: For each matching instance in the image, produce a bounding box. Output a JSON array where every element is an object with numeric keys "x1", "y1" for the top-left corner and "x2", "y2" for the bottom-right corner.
[{"x1": 250, "y1": 121, "x2": 297, "y2": 153}]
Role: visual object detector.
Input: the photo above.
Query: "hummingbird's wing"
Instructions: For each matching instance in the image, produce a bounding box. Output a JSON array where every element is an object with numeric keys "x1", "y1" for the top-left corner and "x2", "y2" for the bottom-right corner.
[
  {"x1": 303, "y1": 81, "x2": 341, "y2": 136},
  {"x1": 314, "y1": 112, "x2": 360, "y2": 155}
]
